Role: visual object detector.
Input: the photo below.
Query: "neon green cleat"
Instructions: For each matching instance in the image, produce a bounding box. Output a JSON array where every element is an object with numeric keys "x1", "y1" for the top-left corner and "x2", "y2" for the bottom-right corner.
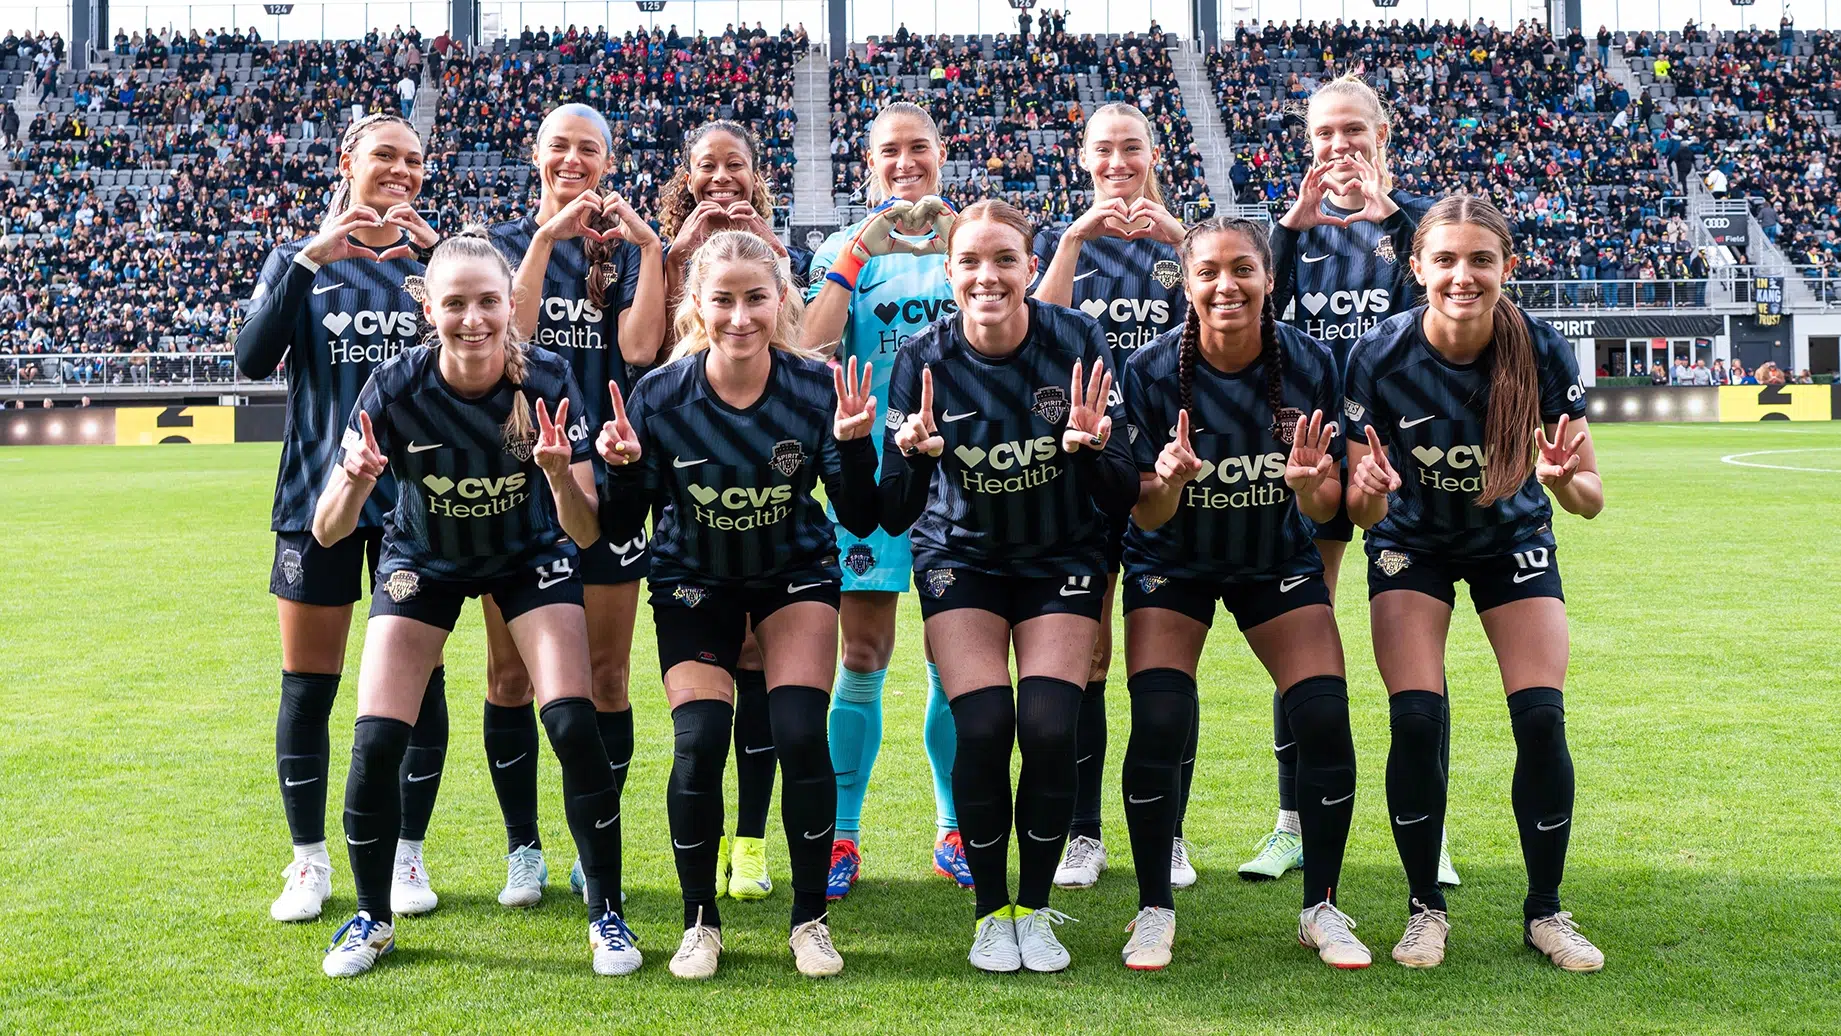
[
  {"x1": 714, "y1": 835, "x2": 732, "y2": 899},
  {"x1": 728, "y1": 835, "x2": 774, "y2": 900},
  {"x1": 1238, "y1": 829, "x2": 1304, "y2": 881}
]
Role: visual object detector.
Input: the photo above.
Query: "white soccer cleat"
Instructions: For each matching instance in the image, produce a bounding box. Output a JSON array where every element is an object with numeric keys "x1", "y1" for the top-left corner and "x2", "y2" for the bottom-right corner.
[
  {"x1": 499, "y1": 845, "x2": 547, "y2": 908},
  {"x1": 1437, "y1": 828, "x2": 1461, "y2": 887},
  {"x1": 322, "y1": 912, "x2": 393, "y2": 977},
  {"x1": 1014, "y1": 906, "x2": 1076, "y2": 973},
  {"x1": 1526, "y1": 912, "x2": 1605, "y2": 973},
  {"x1": 1299, "y1": 901, "x2": 1372, "y2": 969},
  {"x1": 968, "y1": 907, "x2": 1022, "y2": 973},
  {"x1": 1053, "y1": 835, "x2": 1107, "y2": 889},
  {"x1": 1121, "y1": 906, "x2": 1176, "y2": 971},
  {"x1": 590, "y1": 911, "x2": 643, "y2": 976},
  {"x1": 1171, "y1": 838, "x2": 1199, "y2": 889},
  {"x1": 1391, "y1": 900, "x2": 1451, "y2": 969},
  {"x1": 390, "y1": 846, "x2": 438, "y2": 916},
  {"x1": 668, "y1": 907, "x2": 722, "y2": 980},
  {"x1": 271, "y1": 856, "x2": 332, "y2": 923},
  {"x1": 789, "y1": 917, "x2": 845, "y2": 977}
]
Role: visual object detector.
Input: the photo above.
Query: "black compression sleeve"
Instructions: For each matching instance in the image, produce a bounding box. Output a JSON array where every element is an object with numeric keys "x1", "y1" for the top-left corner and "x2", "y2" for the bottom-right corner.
[
  {"x1": 234, "y1": 255, "x2": 317, "y2": 380},
  {"x1": 1269, "y1": 221, "x2": 1302, "y2": 321},
  {"x1": 1075, "y1": 433, "x2": 1140, "y2": 517},
  {"x1": 827, "y1": 437, "x2": 881, "y2": 538},
  {"x1": 877, "y1": 448, "x2": 937, "y2": 535}
]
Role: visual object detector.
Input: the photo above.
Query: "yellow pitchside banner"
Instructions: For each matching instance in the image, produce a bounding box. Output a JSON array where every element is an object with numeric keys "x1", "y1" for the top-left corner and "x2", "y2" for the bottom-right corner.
[
  {"x1": 113, "y1": 406, "x2": 237, "y2": 445},
  {"x1": 1716, "y1": 386, "x2": 1831, "y2": 423}
]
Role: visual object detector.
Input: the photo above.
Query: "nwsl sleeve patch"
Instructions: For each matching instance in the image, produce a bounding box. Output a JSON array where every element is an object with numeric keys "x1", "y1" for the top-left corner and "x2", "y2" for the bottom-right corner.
[
  {"x1": 1343, "y1": 398, "x2": 1365, "y2": 423},
  {"x1": 885, "y1": 407, "x2": 904, "y2": 431}
]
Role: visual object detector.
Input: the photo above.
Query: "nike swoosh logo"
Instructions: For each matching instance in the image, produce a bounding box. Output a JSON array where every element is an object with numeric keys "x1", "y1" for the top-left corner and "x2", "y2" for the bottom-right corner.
[
  {"x1": 940, "y1": 411, "x2": 977, "y2": 422},
  {"x1": 313, "y1": 282, "x2": 346, "y2": 294},
  {"x1": 1127, "y1": 794, "x2": 1164, "y2": 804},
  {"x1": 1512, "y1": 571, "x2": 1544, "y2": 584},
  {"x1": 672, "y1": 839, "x2": 705, "y2": 850},
  {"x1": 346, "y1": 837, "x2": 379, "y2": 845},
  {"x1": 616, "y1": 549, "x2": 643, "y2": 566},
  {"x1": 1059, "y1": 586, "x2": 1092, "y2": 597},
  {"x1": 1321, "y1": 792, "x2": 1355, "y2": 806},
  {"x1": 1393, "y1": 815, "x2": 1430, "y2": 826},
  {"x1": 673, "y1": 457, "x2": 708, "y2": 468},
  {"x1": 803, "y1": 825, "x2": 834, "y2": 840},
  {"x1": 1398, "y1": 415, "x2": 1436, "y2": 429},
  {"x1": 1536, "y1": 818, "x2": 1570, "y2": 832},
  {"x1": 1273, "y1": 742, "x2": 1296, "y2": 752},
  {"x1": 969, "y1": 835, "x2": 1002, "y2": 849},
  {"x1": 857, "y1": 276, "x2": 892, "y2": 294},
  {"x1": 1025, "y1": 830, "x2": 1060, "y2": 842},
  {"x1": 1075, "y1": 754, "x2": 1093, "y2": 764},
  {"x1": 610, "y1": 759, "x2": 630, "y2": 770},
  {"x1": 494, "y1": 753, "x2": 528, "y2": 769},
  {"x1": 787, "y1": 582, "x2": 826, "y2": 593},
  {"x1": 1301, "y1": 253, "x2": 1330, "y2": 264},
  {"x1": 1279, "y1": 576, "x2": 1308, "y2": 593},
  {"x1": 1072, "y1": 268, "x2": 1098, "y2": 281},
  {"x1": 596, "y1": 814, "x2": 620, "y2": 829},
  {"x1": 743, "y1": 744, "x2": 775, "y2": 755},
  {"x1": 282, "y1": 777, "x2": 319, "y2": 787},
  {"x1": 406, "y1": 771, "x2": 440, "y2": 783},
  {"x1": 406, "y1": 442, "x2": 442, "y2": 453},
  {"x1": 1168, "y1": 424, "x2": 1203, "y2": 436},
  {"x1": 538, "y1": 575, "x2": 570, "y2": 589}
]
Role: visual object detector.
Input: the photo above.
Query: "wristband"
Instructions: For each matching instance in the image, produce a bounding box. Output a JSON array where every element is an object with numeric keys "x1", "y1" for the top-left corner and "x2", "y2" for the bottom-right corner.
[
  {"x1": 826, "y1": 250, "x2": 865, "y2": 292},
  {"x1": 292, "y1": 251, "x2": 323, "y2": 274}
]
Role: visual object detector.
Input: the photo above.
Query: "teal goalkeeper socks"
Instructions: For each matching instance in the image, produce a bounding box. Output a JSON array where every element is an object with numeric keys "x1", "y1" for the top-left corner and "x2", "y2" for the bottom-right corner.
[
  {"x1": 828, "y1": 667, "x2": 886, "y2": 837},
  {"x1": 923, "y1": 661, "x2": 958, "y2": 832}
]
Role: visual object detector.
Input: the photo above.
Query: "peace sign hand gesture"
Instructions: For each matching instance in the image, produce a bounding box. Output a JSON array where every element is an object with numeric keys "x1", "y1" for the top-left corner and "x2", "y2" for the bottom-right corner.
[
  {"x1": 894, "y1": 365, "x2": 945, "y2": 459},
  {"x1": 533, "y1": 397, "x2": 575, "y2": 480},
  {"x1": 1283, "y1": 409, "x2": 1338, "y2": 496},
  {"x1": 1156, "y1": 408, "x2": 1205, "y2": 485},
  {"x1": 1350, "y1": 424, "x2": 1402, "y2": 497},
  {"x1": 342, "y1": 411, "x2": 387, "y2": 483},
  {"x1": 833, "y1": 356, "x2": 877, "y2": 442},
  {"x1": 596, "y1": 380, "x2": 643, "y2": 467},
  {"x1": 1061, "y1": 358, "x2": 1114, "y2": 453},
  {"x1": 1536, "y1": 414, "x2": 1586, "y2": 489}
]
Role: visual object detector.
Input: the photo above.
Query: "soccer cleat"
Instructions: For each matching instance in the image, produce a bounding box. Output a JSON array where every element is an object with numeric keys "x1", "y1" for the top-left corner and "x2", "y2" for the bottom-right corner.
[
  {"x1": 390, "y1": 846, "x2": 438, "y2": 916},
  {"x1": 1171, "y1": 838, "x2": 1198, "y2": 889},
  {"x1": 968, "y1": 905, "x2": 1022, "y2": 973},
  {"x1": 668, "y1": 907, "x2": 722, "y2": 980},
  {"x1": 1437, "y1": 829, "x2": 1461, "y2": 887},
  {"x1": 933, "y1": 830, "x2": 975, "y2": 889},
  {"x1": 1299, "y1": 901, "x2": 1372, "y2": 969},
  {"x1": 789, "y1": 917, "x2": 845, "y2": 977},
  {"x1": 826, "y1": 840, "x2": 861, "y2": 901},
  {"x1": 728, "y1": 836, "x2": 773, "y2": 900},
  {"x1": 569, "y1": 858, "x2": 627, "y2": 906},
  {"x1": 271, "y1": 856, "x2": 332, "y2": 923},
  {"x1": 1014, "y1": 906, "x2": 1076, "y2": 972},
  {"x1": 1121, "y1": 906, "x2": 1176, "y2": 971},
  {"x1": 1391, "y1": 900, "x2": 1450, "y2": 969},
  {"x1": 499, "y1": 845, "x2": 547, "y2": 908},
  {"x1": 322, "y1": 912, "x2": 393, "y2": 977},
  {"x1": 715, "y1": 835, "x2": 732, "y2": 899},
  {"x1": 590, "y1": 911, "x2": 643, "y2": 976},
  {"x1": 1238, "y1": 829, "x2": 1304, "y2": 881},
  {"x1": 1053, "y1": 835, "x2": 1107, "y2": 889},
  {"x1": 1526, "y1": 912, "x2": 1605, "y2": 973}
]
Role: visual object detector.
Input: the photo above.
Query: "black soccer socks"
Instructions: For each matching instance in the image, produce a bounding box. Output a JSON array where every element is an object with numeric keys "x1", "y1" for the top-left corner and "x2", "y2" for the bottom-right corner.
[
  {"x1": 1387, "y1": 690, "x2": 1448, "y2": 913},
  {"x1": 667, "y1": 698, "x2": 733, "y2": 929},
  {"x1": 1121, "y1": 669, "x2": 1197, "y2": 910},
  {"x1": 1014, "y1": 676, "x2": 1083, "y2": 911},
  {"x1": 768, "y1": 685, "x2": 834, "y2": 927},
  {"x1": 1508, "y1": 687, "x2": 1574, "y2": 920},
  {"x1": 1284, "y1": 676, "x2": 1357, "y2": 910}
]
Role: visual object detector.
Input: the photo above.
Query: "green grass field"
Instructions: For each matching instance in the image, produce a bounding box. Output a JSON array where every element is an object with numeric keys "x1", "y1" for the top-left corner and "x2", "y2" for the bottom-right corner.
[{"x1": 3, "y1": 423, "x2": 1839, "y2": 1034}]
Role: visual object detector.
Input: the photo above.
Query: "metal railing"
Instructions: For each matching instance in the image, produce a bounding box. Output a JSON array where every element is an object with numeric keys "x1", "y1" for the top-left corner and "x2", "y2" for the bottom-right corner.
[
  {"x1": 1794, "y1": 267, "x2": 1841, "y2": 310},
  {"x1": 0, "y1": 352, "x2": 284, "y2": 394},
  {"x1": 1507, "y1": 278, "x2": 1713, "y2": 312}
]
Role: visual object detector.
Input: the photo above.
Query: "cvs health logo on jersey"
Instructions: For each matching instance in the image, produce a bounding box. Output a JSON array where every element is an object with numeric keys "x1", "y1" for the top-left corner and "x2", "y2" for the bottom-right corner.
[
  {"x1": 686, "y1": 483, "x2": 791, "y2": 531},
  {"x1": 1411, "y1": 443, "x2": 1490, "y2": 494},
  {"x1": 1292, "y1": 289, "x2": 1391, "y2": 343},
  {"x1": 952, "y1": 435, "x2": 1063, "y2": 494},
  {"x1": 420, "y1": 472, "x2": 530, "y2": 518},
  {"x1": 1078, "y1": 297, "x2": 1170, "y2": 352},
  {"x1": 1182, "y1": 450, "x2": 1290, "y2": 510},
  {"x1": 322, "y1": 310, "x2": 417, "y2": 364},
  {"x1": 536, "y1": 296, "x2": 605, "y2": 351}
]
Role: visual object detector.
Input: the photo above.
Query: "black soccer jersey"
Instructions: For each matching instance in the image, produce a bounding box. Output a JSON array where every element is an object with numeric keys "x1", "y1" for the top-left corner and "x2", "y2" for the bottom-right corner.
[
  {"x1": 339, "y1": 344, "x2": 592, "y2": 581},
  {"x1": 1031, "y1": 231, "x2": 1188, "y2": 376},
  {"x1": 489, "y1": 216, "x2": 645, "y2": 425},
  {"x1": 1343, "y1": 306, "x2": 1588, "y2": 557},
  {"x1": 236, "y1": 235, "x2": 425, "y2": 532},
  {"x1": 603, "y1": 350, "x2": 879, "y2": 586},
  {"x1": 879, "y1": 301, "x2": 1135, "y2": 579},
  {"x1": 1271, "y1": 190, "x2": 1437, "y2": 358},
  {"x1": 1123, "y1": 322, "x2": 1342, "y2": 581}
]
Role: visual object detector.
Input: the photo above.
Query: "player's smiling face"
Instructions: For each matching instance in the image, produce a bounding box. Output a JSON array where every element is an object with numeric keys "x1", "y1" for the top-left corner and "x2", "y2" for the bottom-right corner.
[
  {"x1": 1185, "y1": 227, "x2": 1269, "y2": 338},
  {"x1": 426, "y1": 257, "x2": 514, "y2": 363},
  {"x1": 688, "y1": 129, "x2": 756, "y2": 210},
  {"x1": 948, "y1": 219, "x2": 1036, "y2": 327},
  {"x1": 344, "y1": 121, "x2": 425, "y2": 211},
  {"x1": 1082, "y1": 111, "x2": 1155, "y2": 202},
  {"x1": 870, "y1": 113, "x2": 942, "y2": 204},
  {"x1": 535, "y1": 113, "x2": 608, "y2": 204},
  {"x1": 1411, "y1": 221, "x2": 1518, "y2": 323},
  {"x1": 696, "y1": 258, "x2": 782, "y2": 363},
  {"x1": 1307, "y1": 92, "x2": 1384, "y2": 195}
]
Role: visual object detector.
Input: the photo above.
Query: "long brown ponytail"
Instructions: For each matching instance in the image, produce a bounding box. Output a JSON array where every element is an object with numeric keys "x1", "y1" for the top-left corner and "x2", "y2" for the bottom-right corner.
[
  {"x1": 1411, "y1": 196, "x2": 1537, "y2": 505},
  {"x1": 1177, "y1": 217, "x2": 1285, "y2": 437}
]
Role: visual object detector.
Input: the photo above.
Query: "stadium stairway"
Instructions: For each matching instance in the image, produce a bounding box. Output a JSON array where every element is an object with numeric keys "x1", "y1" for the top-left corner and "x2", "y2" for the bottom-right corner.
[
  {"x1": 1602, "y1": 45, "x2": 1643, "y2": 104},
  {"x1": 2, "y1": 75, "x2": 43, "y2": 172},
  {"x1": 411, "y1": 63, "x2": 436, "y2": 157},
  {"x1": 1688, "y1": 173, "x2": 1818, "y2": 309},
  {"x1": 1170, "y1": 38, "x2": 1233, "y2": 212},
  {"x1": 791, "y1": 47, "x2": 833, "y2": 228}
]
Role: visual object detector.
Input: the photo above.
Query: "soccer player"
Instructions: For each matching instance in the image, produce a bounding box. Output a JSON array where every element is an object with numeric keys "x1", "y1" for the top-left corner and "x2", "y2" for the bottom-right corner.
[
  {"x1": 315, "y1": 229, "x2": 638, "y2": 978},
  {"x1": 234, "y1": 112, "x2": 450, "y2": 925},
  {"x1": 1343, "y1": 196, "x2": 1604, "y2": 972},
  {"x1": 658, "y1": 119, "x2": 799, "y2": 902},
  {"x1": 483, "y1": 103, "x2": 665, "y2": 910},
  {"x1": 1031, "y1": 101, "x2": 1189, "y2": 892},
  {"x1": 804, "y1": 102, "x2": 969, "y2": 896},
  {"x1": 1245, "y1": 74, "x2": 1452, "y2": 886},
  {"x1": 1118, "y1": 217, "x2": 1365, "y2": 972},
  {"x1": 598, "y1": 230, "x2": 879, "y2": 980},
  {"x1": 882, "y1": 200, "x2": 1135, "y2": 973}
]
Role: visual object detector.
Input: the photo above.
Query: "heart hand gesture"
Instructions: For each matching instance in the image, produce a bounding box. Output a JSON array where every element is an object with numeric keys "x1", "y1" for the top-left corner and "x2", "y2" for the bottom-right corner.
[
  {"x1": 1061, "y1": 358, "x2": 1114, "y2": 453},
  {"x1": 1336, "y1": 153, "x2": 1399, "y2": 226},
  {"x1": 304, "y1": 205, "x2": 397, "y2": 265},
  {"x1": 894, "y1": 365, "x2": 944, "y2": 459},
  {"x1": 596, "y1": 380, "x2": 643, "y2": 467},
  {"x1": 533, "y1": 397, "x2": 574, "y2": 479},
  {"x1": 599, "y1": 192, "x2": 662, "y2": 250},
  {"x1": 1536, "y1": 414, "x2": 1586, "y2": 489},
  {"x1": 343, "y1": 411, "x2": 387, "y2": 483},
  {"x1": 1156, "y1": 408, "x2": 1205, "y2": 485}
]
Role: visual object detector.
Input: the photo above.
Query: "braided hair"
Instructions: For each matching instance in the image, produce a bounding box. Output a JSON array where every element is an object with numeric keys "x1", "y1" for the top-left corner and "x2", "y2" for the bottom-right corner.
[
  {"x1": 322, "y1": 112, "x2": 418, "y2": 231},
  {"x1": 1176, "y1": 217, "x2": 1289, "y2": 442}
]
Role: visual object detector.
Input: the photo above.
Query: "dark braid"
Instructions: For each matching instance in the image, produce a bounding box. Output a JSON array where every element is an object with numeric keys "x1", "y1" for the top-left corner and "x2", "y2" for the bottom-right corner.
[
  {"x1": 1177, "y1": 215, "x2": 1281, "y2": 431},
  {"x1": 1259, "y1": 292, "x2": 1289, "y2": 444},
  {"x1": 1176, "y1": 304, "x2": 1201, "y2": 419}
]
